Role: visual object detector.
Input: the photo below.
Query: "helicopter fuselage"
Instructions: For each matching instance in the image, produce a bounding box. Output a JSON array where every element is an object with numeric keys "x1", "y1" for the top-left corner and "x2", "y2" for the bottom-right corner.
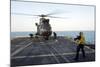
[{"x1": 36, "y1": 17, "x2": 52, "y2": 40}]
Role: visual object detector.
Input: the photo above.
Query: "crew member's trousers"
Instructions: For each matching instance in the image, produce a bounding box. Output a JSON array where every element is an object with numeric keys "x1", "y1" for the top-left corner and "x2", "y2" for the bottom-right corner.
[{"x1": 75, "y1": 44, "x2": 85, "y2": 59}]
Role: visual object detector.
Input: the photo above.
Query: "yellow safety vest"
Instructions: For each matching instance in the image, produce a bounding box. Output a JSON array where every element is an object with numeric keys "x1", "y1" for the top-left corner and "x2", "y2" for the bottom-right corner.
[{"x1": 76, "y1": 35, "x2": 85, "y2": 45}]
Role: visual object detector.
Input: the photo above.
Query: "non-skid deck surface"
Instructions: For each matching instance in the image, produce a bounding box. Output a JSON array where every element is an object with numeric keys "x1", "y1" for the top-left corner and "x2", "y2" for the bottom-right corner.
[{"x1": 11, "y1": 37, "x2": 95, "y2": 66}]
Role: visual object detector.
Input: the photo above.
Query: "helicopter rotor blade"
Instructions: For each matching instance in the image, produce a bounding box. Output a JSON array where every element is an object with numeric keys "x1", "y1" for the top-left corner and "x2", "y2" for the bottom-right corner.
[
  {"x1": 47, "y1": 15, "x2": 68, "y2": 19},
  {"x1": 11, "y1": 13, "x2": 39, "y2": 16},
  {"x1": 46, "y1": 11, "x2": 64, "y2": 16},
  {"x1": 46, "y1": 10, "x2": 69, "y2": 16},
  {"x1": 46, "y1": 12, "x2": 59, "y2": 16},
  {"x1": 11, "y1": 13, "x2": 68, "y2": 19},
  {"x1": 11, "y1": 13, "x2": 49, "y2": 17}
]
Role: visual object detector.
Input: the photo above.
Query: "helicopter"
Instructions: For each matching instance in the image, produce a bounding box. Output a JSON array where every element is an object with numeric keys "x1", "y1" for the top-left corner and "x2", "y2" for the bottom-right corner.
[
  {"x1": 12, "y1": 12, "x2": 67, "y2": 40},
  {"x1": 35, "y1": 14, "x2": 52, "y2": 40}
]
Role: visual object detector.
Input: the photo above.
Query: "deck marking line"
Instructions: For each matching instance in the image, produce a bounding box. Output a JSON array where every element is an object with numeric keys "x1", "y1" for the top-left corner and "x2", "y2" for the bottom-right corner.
[
  {"x1": 12, "y1": 51, "x2": 95, "y2": 59},
  {"x1": 50, "y1": 45, "x2": 70, "y2": 63},
  {"x1": 11, "y1": 42, "x2": 32, "y2": 56}
]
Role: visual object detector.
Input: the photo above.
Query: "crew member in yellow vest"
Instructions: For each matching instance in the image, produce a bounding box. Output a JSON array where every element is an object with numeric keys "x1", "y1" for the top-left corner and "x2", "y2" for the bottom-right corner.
[{"x1": 74, "y1": 32, "x2": 86, "y2": 60}]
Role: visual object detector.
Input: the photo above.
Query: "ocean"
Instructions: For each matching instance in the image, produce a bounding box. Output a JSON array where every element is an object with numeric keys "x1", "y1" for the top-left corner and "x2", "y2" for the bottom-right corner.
[{"x1": 11, "y1": 31, "x2": 95, "y2": 44}]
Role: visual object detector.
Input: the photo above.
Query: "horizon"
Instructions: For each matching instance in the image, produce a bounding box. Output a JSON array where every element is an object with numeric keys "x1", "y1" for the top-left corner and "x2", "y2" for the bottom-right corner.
[{"x1": 11, "y1": 30, "x2": 95, "y2": 32}]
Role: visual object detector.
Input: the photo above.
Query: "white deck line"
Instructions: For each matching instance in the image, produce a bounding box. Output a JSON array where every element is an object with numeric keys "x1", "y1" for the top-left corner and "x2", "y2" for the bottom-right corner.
[
  {"x1": 50, "y1": 44, "x2": 70, "y2": 63},
  {"x1": 14, "y1": 40, "x2": 29, "y2": 47},
  {"x1": 11, "y1": 42, "x2": 33, "y2": 56},
  {"x1": 50, "y1": 52, "x2": 60, "y2": 63},
  {"x1": 39, "y1": 42, "x2": 60, "y2": 63},
  {"x1": 84, "y1": 46, "x2": 95, "y2": 52},
  {"x1": 40, "y1": 40, "x2": 95, "y2": 53},
  {"x1": 11, "y1": 51, "x2": 95, "y2": 59},
  {"x1": 44, "y1": 43, "x2": 60, "y2": 63},
  {"x1": 51, "y1": 39, "x2": 70, "y2": 62},
  {"x1": 12, "y1": 39, "x2": 30, "y2": 46}
]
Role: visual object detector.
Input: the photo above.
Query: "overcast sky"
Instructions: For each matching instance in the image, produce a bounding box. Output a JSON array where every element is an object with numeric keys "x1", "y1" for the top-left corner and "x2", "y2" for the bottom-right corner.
[{"x1": 11, "y1": 0, "x2": 95, "y2": 32}]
